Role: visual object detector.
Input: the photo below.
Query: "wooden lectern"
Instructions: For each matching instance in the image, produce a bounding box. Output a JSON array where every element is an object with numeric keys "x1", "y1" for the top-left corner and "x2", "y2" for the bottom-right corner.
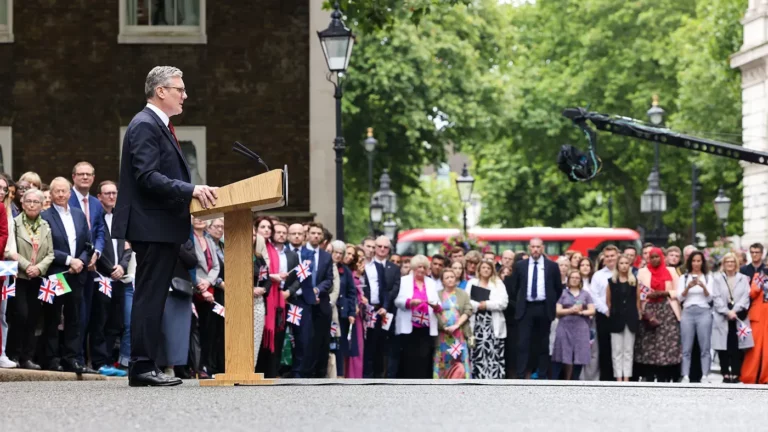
[{"x1": 190, "y1": 168, "x2": 288, "y2": 386}]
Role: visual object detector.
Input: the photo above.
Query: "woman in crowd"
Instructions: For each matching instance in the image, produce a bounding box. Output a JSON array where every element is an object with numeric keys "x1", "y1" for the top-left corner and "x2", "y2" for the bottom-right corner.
[
  {"x1": 192, "y1": 216, "x2": 219, "y2": 378},
  {"x1": 257, "y1": 218, "x2": 290, "y2": 379},
  {"x1": 0, "y1": 174, "x2": 17, "y2": 369},
  {"x1": 557, "y1": 257, "x2": 570, "y2": 286},
  {"x1": 635, "y1": 247, "x2": 681, "y2": 382},
  {"x1": 5, "y1": 189, "x2": 53, "y2": 370},
  {"x1": 464, "y1": 251, "x2": 482, "y2": 280},
  {"x1": 606, "y1": 255, "x2": 639, "y2": 381},
  {"x1": 345, "y1": 245, "x2": 366, "y2": 378},
  {"x1": 157, "y1": 236, "x2": 196, "y2": 378},
  {"x1": 252, "y1": 220, "x2": 271, "y2": 367},
  {"x1": 578, "y1": 257, "x2": 600, "y2": 381},
  {"x1": 552, "y1": 270, "x2": 595, "y2": 380},
  {"x1": 331, "y1": 240, "x2": 357, "y2": 378},
  {"x1": 394, "y1": 254, "x2": 441, "y2": 379},
  {"x1": 17, "y1": 172, "x2": 41, "y2": 191},
  {"x1": 433, "y1": 268, "x2": 472, "y2": 379},
  {"x1": 569, "y1": 251, "x2": 583, "y2": 271},
  {"x1": 712, "y1": 252, "x2": 752, "y2": 383},
  {"x1": 677, "y1": 251, "x2": 713, "y2": 383},
  {"x1": 450, "y1": 260, "x2": 468, "y2": 290},
  {"x1": 466, "y1": 259, "x2": 508, "y2": 379},
  {"x1": 741, "y1": 264, "x2": 768, "y2": 384}
]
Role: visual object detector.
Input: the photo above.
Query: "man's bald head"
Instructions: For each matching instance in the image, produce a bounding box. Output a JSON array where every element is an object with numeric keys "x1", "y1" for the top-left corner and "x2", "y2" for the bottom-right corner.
[{"x1": 288, "y1": 223, "x2": 305, "y2": 247}]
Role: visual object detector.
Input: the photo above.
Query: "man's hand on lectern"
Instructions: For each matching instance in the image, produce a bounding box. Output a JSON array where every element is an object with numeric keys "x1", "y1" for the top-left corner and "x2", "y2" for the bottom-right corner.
[{"x1": 193, "y1": 185, "x2": 219, "y2": 209}]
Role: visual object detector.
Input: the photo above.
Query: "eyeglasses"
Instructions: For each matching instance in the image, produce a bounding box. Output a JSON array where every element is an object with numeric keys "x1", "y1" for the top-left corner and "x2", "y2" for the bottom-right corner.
[
  {"x1": 75, "y1": 172, "x2": 94, "y2": 178},
  {"x1": 24, "y1": 200, "x2": 41, "y2": 205},
  {"x1": 163, "y1": 86, "x2": 187, "y2": 95}
]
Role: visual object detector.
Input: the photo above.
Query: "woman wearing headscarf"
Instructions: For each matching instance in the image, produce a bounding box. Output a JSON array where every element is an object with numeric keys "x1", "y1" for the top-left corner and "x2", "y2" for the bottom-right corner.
[
  {"x1": 635, "y1": 247, "x2": 681, "y2": 382},
  {"x1": 712, "y1": 253, "x2": 752, "y2": 383}
]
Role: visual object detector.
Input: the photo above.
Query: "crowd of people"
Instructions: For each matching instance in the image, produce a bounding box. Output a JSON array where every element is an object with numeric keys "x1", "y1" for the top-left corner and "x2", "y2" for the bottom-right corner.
[{"x1": 2, "y1": 164, "x2": 768, "y2": 384}]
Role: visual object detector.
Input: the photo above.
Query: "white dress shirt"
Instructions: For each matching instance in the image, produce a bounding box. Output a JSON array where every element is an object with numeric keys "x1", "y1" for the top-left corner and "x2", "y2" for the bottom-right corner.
[
  {"x1": 526, "y1": 256, "x2": 546, "y2": 301},
  {"x1": 146, "y1": 102, "x2": 170, "y2": 128},
  {"x1": 104, "y1": 212, "x2": 118, "y2": 267},
  {"x1": 365, "y1": 259, "x2": 381, "y2": 304},
  {"x1": 276, "y1": 244, "x2": 288, "y2": 288},
  {"x1": 590, "y1": 266, "x2": 614, "y2": 315},
  {"x1": 53, "y1": 204, "x2": 77, "y2": 266}
]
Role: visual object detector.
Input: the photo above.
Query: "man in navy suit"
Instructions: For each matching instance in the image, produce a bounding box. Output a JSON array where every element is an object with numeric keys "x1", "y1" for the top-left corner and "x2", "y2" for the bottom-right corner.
[
  {"x1": 113, "y1": 66, "x2": 217, "y2": 387},
  {"x1": 41, "y1": 177, "x2": 94, "y2": 374},
  {"x1": 361, "y1": 236, "x2": 390, "y2": 378},
  {"x1": 507, "y1": 238, "x2": 563, "y2": 379},
  {"x1": 68, "y1": 161, "x2": 106, "y2": 366},
  {"x1": 290, "y1": 222, "x2": 333, "y2": 378}
]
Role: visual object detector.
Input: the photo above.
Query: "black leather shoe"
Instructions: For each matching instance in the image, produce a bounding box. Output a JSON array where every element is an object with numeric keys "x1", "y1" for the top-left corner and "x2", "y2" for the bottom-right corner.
[
  {"x1": 21, "y1": 360, "x2": 41, "y2": 370},
  {"x1": 48, "y1": 359, "x2": 64, "y2": 372},
  {"x1": 62, "y1": 360, "x2": 88, "y2": 374},
  {"x1": 129, "y1": 370, "x2": 183, "y2": 387},
  {"x1": 81, "y1": 365, "x2": 99, "y2": 375}
]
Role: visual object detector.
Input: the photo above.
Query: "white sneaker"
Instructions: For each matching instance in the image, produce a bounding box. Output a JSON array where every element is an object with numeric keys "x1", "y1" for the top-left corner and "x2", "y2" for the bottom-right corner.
[
  {"x1": 0, "y1": 355, "x2": 17, "y2": 368},
  {"x1": 701, "y1": 375, "x2": 712, "y2": 383},
  {"x1": 681, "y1": 376, "x2": 690, "y2": 383}
]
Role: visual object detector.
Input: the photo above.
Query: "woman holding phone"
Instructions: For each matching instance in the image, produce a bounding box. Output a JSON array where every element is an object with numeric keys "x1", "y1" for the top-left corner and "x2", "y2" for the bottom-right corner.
[{"x1": 677, "y1": 251, "x2": 714, "y2": 383}]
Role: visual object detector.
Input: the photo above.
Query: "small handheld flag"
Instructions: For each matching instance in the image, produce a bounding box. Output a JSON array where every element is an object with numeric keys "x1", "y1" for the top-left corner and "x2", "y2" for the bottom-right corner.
[
  {"x1": 330, "y1": 321, "x2": 339, "y2": 337},
  {"x1": 639, "y1": 283, "x2": 651, "y2": 301},
  {"x1": 381, "y1": 312, "x2": 394, "y2": 331},
  {"x1": 366, "y1": 313, "x2": 378, "y2": 329},
  {"x1": 294, "y1": 262, "x2": 312, "y2": 283},
  {"x1": 738, "y1": 320, "x2": 752, "y2": 342},
  {"x1": 38, "y1": 279, "x2": 57, "y2": 304},
  {"x1": 449, "y1": 340, "x2": 463, "y2": 359},
  {"x1": 50, "y1": 273, "x2": 71, "y2": 295},
  {"x1": 412, "y1": 311, "x2": 430, "y2": 326},
  {"x1": 0, "y1": 261, "x2": 18, "y2": 277},
  {"x1": 287, "y1": 304, "x2": 303, "y2": 325},
  {"x1": 98, "y1": 275, "x2": 112, "y2": 298},
  {"x1": 212, "y1": 302, "x2": 225, "y2": 317},
  {"x1": 259, "y1": 266, "x2": 268, "y2": 281},
  {"x1": 1, "y1": 278, "x2": 15, "y2": 300}
]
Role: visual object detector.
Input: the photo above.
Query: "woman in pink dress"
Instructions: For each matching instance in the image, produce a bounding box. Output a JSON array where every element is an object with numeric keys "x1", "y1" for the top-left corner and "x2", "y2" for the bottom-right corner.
[{"x1": 344, "y1": 245, "x2": 366, "y2": 378}]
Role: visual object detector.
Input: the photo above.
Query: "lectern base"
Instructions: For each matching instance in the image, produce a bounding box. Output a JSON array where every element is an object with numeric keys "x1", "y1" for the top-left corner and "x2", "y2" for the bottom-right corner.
[{"x1": 199, "y1": 373, "x2": 275, "y2": 386}]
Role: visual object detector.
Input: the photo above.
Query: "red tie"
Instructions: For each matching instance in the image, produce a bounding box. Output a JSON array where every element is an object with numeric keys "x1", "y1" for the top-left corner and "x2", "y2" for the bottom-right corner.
[
  {"x1": 82, "y1": 197, "x2": 91, "y2": 229},
  {"x1": 168, "y1": 122, "x2": 180, "y2": 150}
]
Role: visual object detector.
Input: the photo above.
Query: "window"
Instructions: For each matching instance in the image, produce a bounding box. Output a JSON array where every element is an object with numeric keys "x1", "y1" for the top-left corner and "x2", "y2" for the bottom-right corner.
[
  {"x1": 119, "y1": 125, "x2": 206, "y2": 184},
  {"x1": 0, "y1": 127, "x2": 12, "y2": 178},
  {"x1": 0, "y1": 0, "x2": 13, "y2": 44},
  {"x1": 119, "y1": 0, "x2": 206, "y2": 44}
]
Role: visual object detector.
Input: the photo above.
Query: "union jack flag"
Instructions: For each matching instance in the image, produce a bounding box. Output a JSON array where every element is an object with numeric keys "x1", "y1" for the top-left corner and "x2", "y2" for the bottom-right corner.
[
  {"x1": 449, "y1": 340, "x2": 463, "y2": 359},
  {"x1": 412, "y1": 310, "x2": 430, "y2": 326},
  {"x1": 294, "y1": 262, "x2": 312, "y2": 283},
  {"x1": 738, "y1": 320, "x2": 752, "y2": 341},
  {"x1": 330, "y1": 321, "x2": 339, "y2": 337},
  {"x1": 287, "y1": 304, "x2": 303, "y2": 325},
  {"x1": 0, "y1": 261, "x2": 18, "y2": 277},
  {"x1": 38, "y1": 279, "x2": 57, "y2": 304},
  {"x1": 98, "y1": 276, "x2": 112, "y2": 298},
  {"x1": 1, "y1": 278, "x2": 15, "y2": 300},
  {"x1": 639, "y1": 283, "x2": 651, "y2": 301},
  {"x1": 212, "y1": 302, "x2": 225, "y2": 317},
  {"x1": 366, "y1": 313, "x2": 378, "y2": 329},
  {"x1": 259, "y1": 266, "x2": 268, "y2": 281}
]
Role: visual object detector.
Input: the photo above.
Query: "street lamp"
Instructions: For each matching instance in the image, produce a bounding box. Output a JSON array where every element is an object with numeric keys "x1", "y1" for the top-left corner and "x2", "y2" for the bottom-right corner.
[
  {"x1": 363, "y1": 127, "x2": 378, "y2": 232},
  {"x1": 372, "y1": 169, "x2": 397, "y2": 215},
  {"x1": 369, "y1": 196, "x2": 383, "y2": 227},
  {"x1": 383, "y1": 218, "x2": 398, "y2": 247},
  {"x1": 456, "y1": 163, "x2": 475, "y2": 233},
  {"x1": 643, "y1": 94, "x2": 667, "y2": 246},
  {"x1": 714, "y1": 186, "x2": 732, "y2": 238},
  {"x1": 317, "y1": 1, "x2": 355, "y2": 241}
]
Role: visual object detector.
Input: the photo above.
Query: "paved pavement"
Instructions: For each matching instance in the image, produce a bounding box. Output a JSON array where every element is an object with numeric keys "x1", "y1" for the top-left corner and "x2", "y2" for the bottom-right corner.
[{"x1": 3, "y1": 379, "x2": 766, "y2": 432}]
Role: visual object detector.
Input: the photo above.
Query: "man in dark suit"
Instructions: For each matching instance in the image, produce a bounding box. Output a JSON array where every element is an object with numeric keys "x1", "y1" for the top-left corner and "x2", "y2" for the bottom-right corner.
[
  {"x1": 375, "y1": 236, "x2": 401, "y2": 378},
  {"x1": 88, "y1": 181, "x2": 132, "y2": 376},
  {"x1": 507, "y1": 238, "x2": 562, "y2": 379},
  {"x1": 361, "y1": 236, "x2": 390, "y2": 378},
  {"x1": 113, "y1": 66, "x2": 217, "y2": 387},
  {"x1": 69, "y1": 161, "x2": 106, "y2": 367},
  {"x1": 290, "y1": 222, "x2": 333, "y2": 378},
  {"x1": 41, "y1": 177, "x2": 94, "y2": 374}
]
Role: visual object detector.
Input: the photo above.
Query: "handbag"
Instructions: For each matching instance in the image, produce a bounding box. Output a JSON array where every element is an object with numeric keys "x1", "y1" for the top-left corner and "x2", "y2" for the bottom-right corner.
[
  {"x1": 642, "y1": 311, "x2": 661, "y2": 330},
  {"x1": 170, "y1": 277, "x2": 194, "y2": 297}
]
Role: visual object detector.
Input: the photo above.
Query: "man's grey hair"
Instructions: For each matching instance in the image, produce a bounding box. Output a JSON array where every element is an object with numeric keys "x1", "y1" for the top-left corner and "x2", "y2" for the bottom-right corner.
[
  {"x1": 22, "y1": 188, "x2": 44, "y2": 202},
  {"x1": 330, "y1": 240, "x2": 346, "y2": 253},
  {"x1": 145, "y1": 66, "x2": 183, "y2": 100}
]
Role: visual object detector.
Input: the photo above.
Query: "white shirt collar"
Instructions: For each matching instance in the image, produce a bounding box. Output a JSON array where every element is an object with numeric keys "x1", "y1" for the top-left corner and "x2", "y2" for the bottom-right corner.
[
  {"x1": 146, "y1": 103, "x2": 170, "y2": 127},
  {"x1": 305, "y1": 244, "x2": 317, "y2": 252},
  {"x1": 72, "y1": 188, "x2": 88, "y2": 203},
  {"x1": 53, "y1": 203, "x2": 69, "y2": 215},
  {"x1": 374, "y1": 257, "x2": 387, "y2": 265},
  {"x1": 530, "y1": 256, "x2": 544, "y2": 266}
]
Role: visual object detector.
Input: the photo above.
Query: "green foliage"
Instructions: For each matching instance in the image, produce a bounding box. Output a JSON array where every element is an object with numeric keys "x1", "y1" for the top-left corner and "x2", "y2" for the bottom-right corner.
[{"x1": 398, "y1": 173, "x2": 464, "y2": 230}]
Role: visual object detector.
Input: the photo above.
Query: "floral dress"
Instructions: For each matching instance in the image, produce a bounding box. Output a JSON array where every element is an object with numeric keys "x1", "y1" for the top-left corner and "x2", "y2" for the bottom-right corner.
[{"x1": 433, "y1": 290, "x2": 471, "y2": 379}]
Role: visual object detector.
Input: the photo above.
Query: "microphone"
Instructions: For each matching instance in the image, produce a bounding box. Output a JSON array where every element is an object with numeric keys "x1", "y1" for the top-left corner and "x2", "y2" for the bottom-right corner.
[{"x1": 233, "y1": 141, "x2": 270, "y2": 172}]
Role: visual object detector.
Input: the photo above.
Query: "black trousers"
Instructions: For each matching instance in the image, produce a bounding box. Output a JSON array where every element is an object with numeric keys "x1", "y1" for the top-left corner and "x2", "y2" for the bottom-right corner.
[
  {"x1": 193, "y1": 298, "x2": 215, "y2": 372},
  {"x1": 256, "y1": 313, "x2": 287, "y2": 378},
  {"x1": 719, "y1": 319, "x2": 744, "y2": 378},
  {"x1": 504, "y1": 313, "x2": 518, "y2": 379},
  {"x1": 312, "y1": 303, "x2": 332, "y2": 378},
  {"x1": 596, "y1": 313, "x2": 614, "y2": 381},
  {"x1": 89, "y1": 280, "x2": 125, "y2": 369},
  {"x1": 363, "y1": 305, "x2": 387, "y2": 378},
  {"x1": 41, "y1": 274, "x2": 83, "y2": 365},
  {"x1": 130, "y1": 241, "x2": 180, "y2": 373},
  {"x1": 516, "y1": 302, "x2": 551, "y2": 378},
  {"x1": 401, "y1": 326, "x2": 433, "y2": 379},
  {"x1": 6, "y1": 277, "x2": 43, "y2": 363}
]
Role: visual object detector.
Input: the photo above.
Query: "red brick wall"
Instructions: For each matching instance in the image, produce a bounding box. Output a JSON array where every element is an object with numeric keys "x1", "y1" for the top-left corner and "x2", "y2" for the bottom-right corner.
[{"x1": 0, "y1": 0, "x2": 310, "y2": 212}]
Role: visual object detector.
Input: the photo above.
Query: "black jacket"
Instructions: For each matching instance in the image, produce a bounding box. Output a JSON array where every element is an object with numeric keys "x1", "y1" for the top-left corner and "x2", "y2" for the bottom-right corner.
[
  {"x1": 505, "y1": 257, "x2": 563, "y2": 321},
  {"x1": 607, "y1": 279, "x2": 639, "y2": 334}
]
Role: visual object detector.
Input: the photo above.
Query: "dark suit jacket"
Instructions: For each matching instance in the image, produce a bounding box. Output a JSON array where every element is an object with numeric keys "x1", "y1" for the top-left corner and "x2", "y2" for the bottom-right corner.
[
  {"x1": 298, "y1": 246, "x2": 334, "y2": 307},
  {"x1": 506, "y1": 257, "x2": 563, "y2": 321},
  {"x1": 363, "y1": 261, "x2": 388, "y2": 311},
  {"x1": 96, "y1": 211, "x2": 133, "y2": 277},
  {"x1": 283, "y1": 248, "x2": 300, "y2": 297},
  {"x1": 337, "y1": 264, "x2": 358, "y2": 319},
  {"x1": 382, "y1": 261, "x2": 401, "y2": 313},
  {"x1": 42, "y1": 206, "x2": 92, "y2": 286},
  {"x1": 69, "y1": 192, "x2": 106, "y2": 256},
  {"x1": 113, "y1": 106, "x2": 195, "y2": 244}
]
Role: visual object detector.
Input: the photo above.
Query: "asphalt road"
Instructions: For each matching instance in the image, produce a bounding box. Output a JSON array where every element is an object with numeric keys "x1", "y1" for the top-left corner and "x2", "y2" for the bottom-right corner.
[{"x1": 3, "y1": 379, "x2": 766, "y2": 432}]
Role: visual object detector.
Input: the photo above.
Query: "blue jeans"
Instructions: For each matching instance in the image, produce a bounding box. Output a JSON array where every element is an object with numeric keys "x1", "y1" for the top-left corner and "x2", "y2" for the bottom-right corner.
[{"x1": 119, "y1": 283, "x2": 134, "y2": 367}]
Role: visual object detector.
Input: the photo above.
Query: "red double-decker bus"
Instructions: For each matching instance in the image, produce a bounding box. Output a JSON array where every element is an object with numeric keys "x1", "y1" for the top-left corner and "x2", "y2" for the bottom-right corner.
[{"x1": 395, "y1": 227, "x2": 642, "y2": 261}]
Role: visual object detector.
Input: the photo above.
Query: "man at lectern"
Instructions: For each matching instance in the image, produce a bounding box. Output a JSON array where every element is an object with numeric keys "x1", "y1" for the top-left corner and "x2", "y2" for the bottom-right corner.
[{"x1": 113, "y1": 66, "x2": 218, "y2": 387}]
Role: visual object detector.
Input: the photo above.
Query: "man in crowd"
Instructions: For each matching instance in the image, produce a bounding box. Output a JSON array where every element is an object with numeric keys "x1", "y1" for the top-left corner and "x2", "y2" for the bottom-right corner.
[
  {"x1": 361, "y1": 236, "x2": 389, "y2": 378},
  {"x1": 449, "y1": 247, "x2": 464, "y2": 263},
  {"x1": 509, "y1": 238, "x2": 562, "y2": 379},
  {"x1": 741, "y1": 242, "x2": 766, "y2": 281},
  {"x1": 429, "y1": 254, "x2": 446, "y2": 290},
  {"x1": 371, "y1": 236, "x2": 401, "y2": 379},
  {"x1": 590, "y1": 244, "x2": 619, "y2": 381},
  {"x1": 500, "y1": 250, "x2": 515, "y2": 273},
  {"x1": 69, "y1": 161, "x2": 106, "y2": 367},
  {"x1": 623, "y1": 246, "x2": 639, "y2": 275},
  {"x1": 41, "y1": 177, "x2": 94, "y2": 374},
  {"x1": 90, "y1": 181, "x2": 132, "y2": 377},
  {"x1": 287, "y1": 223, "x2": 305, "y2": 254},
  {"x1": 292, "y1": 222, "x2": 333, "y2": 378}
]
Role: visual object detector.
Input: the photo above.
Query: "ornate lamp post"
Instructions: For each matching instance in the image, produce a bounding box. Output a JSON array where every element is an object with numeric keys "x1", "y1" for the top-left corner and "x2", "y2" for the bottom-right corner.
[
  {"x1": 713, "y1": 186, "x2": 732, "y2": 239},
  {"x1": 455, "y1": 163, "x2": 475, "y2": 233},
  {"x1": 643, "y1": 95, "x2": 667, "y2": 246}
]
